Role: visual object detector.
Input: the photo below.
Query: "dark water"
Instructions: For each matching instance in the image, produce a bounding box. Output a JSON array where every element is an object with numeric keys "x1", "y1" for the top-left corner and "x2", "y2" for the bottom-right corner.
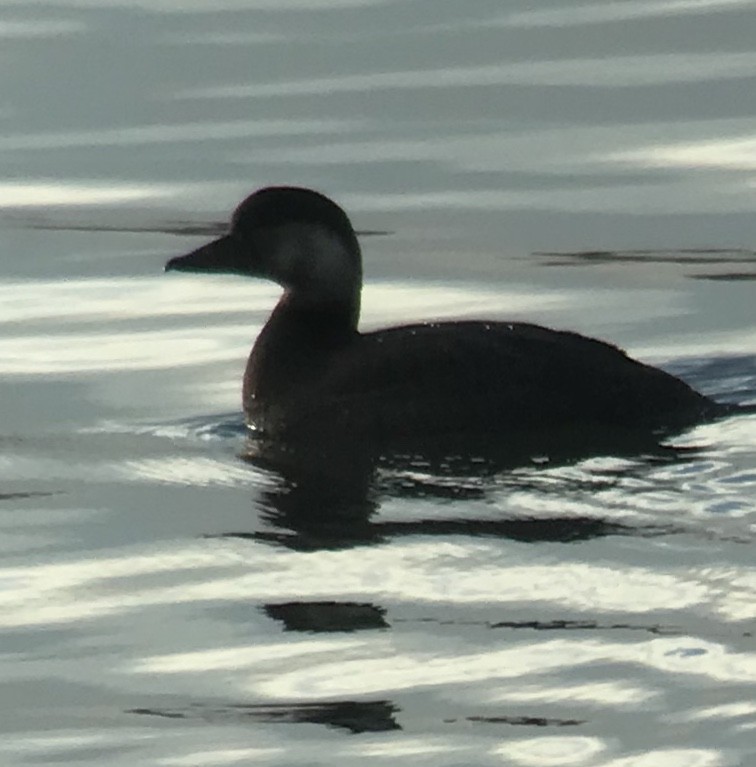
[{"x1": 1, "y1": 2, "x2": 755, "y2": 766}]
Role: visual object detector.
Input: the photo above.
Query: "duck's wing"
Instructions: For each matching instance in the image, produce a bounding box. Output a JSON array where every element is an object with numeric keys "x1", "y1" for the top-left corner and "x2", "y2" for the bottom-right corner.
[{"x1": 296, "y1": 320, "x2": 714, "y2": 436}]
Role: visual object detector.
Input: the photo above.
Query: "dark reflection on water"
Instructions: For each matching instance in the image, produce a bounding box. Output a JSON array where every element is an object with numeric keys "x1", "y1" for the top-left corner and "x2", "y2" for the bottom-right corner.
[
  {"x1": 130, "y1": 699, "x2": 401, "y2": 734},
  {"x1": 230, "y1": 512, "x2": 676, "y2": 552},
  {"x1": 13, "y1": 214, "x2": 392, "y2": 240},
  {"x1": 218, "y1": 430, "x2": 710, "y2": 551},
  {"x1": 534, "y1": 248, "x2": 756, "y2": 281},
  {"x1": 462, "y1": 714, "x2": 585, "y2": 727},
  {"x1": 264, "y1": 601, "x2": 389, "y2": 633},
  {"x1": 372, "y1": 516, "x2": 676, "y2": 543},
  {"x1": 14, "y1": 217, "x2": 230, "y2": 237},
  {"x1": 489, "y1": 619, "x2": 682, "y2": 636},
  {"x1": 692, "y1": 272, "x2": 756, "y2": 281},
  {"x1": 535, "y1": 248, "x2": 756, "y2": 266},
  {"x1": 129, "y1": 700, "x2": 591, "y2": 734}
]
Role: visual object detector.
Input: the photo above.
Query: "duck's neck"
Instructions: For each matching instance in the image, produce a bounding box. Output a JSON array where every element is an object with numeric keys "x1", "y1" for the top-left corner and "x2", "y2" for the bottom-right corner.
[{"x1": 243, "y1": 289, "x2": 360, "y2": 422}]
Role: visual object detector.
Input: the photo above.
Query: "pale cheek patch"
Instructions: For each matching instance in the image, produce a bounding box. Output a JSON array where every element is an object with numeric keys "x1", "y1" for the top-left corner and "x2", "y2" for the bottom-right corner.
[
  {"x1": 309, "y1": 229, "x2": 357, "y2": 290},
  {"x1": 276, "y1": 225, "x2": 360, "y2": 301}
]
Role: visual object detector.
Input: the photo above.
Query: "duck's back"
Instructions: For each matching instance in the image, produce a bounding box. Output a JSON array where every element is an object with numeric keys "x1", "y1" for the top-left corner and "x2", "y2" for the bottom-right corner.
[{"x1": 248, "y1": 319, "x2": 718, "y2": 443}]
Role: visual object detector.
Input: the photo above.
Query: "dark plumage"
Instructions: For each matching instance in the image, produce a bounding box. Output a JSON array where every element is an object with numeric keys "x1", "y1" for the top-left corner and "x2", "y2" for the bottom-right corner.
[{"x1": 166, "y1": 186, "x2": 724, "y2": 449}]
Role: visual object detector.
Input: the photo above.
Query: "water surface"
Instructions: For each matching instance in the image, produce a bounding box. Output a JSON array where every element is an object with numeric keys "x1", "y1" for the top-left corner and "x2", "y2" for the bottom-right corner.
[{"x1": 1, "y1": 1, "x2": 755, "y2": 765}]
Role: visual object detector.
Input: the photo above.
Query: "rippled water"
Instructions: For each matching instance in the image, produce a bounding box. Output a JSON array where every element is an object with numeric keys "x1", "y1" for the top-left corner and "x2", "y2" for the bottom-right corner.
[{"x1": 1, "y1": 2, "x2": 756, "y2": 766}]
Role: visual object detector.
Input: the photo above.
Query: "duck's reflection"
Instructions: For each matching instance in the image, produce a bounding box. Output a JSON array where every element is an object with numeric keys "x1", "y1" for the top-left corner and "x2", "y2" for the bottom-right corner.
[
  {"x1": 133, "y1": 427, "x2": 712, "y2": 737},
  {"x1": 264, "y1": 601, "x2": 389, "y2": 633},
  {"x1": 233, "y1": 427, "x2": 701, "y2": 551},
  {"x1": 130, "y1": 699, "x2": 401, "y2": 734}
]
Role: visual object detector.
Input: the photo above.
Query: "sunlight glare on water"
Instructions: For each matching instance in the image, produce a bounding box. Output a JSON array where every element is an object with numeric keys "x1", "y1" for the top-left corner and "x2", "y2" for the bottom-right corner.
[{"x1": 0, "y1": 182, "x2": 174, "y2": 208}]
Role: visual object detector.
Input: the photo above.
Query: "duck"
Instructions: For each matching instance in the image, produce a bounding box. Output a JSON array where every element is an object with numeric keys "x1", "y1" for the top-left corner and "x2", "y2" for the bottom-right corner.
[{"x1": 165, "y1": 186, "x2": 727, "y2": 451}]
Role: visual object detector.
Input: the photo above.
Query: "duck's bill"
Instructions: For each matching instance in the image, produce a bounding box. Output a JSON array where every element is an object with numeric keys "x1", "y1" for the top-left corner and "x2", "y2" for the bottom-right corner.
[{"x1": 165, "y1": 235, "x2": 239, "y2": 274}]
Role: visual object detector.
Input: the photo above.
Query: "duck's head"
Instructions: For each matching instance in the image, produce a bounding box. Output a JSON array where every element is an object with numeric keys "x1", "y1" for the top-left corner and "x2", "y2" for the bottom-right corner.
[{"x1": 166, "y1": 186, "x2": 363, "y2": 309}]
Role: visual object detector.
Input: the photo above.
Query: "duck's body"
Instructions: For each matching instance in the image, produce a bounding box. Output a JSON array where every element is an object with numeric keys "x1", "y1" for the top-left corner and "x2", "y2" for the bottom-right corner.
[
  {"x1": 166, "y1": 186, "x2": 723, "y2": 448},
  {"x1": 245, "y1": 306, "x2": 716, "y2": 442}
]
